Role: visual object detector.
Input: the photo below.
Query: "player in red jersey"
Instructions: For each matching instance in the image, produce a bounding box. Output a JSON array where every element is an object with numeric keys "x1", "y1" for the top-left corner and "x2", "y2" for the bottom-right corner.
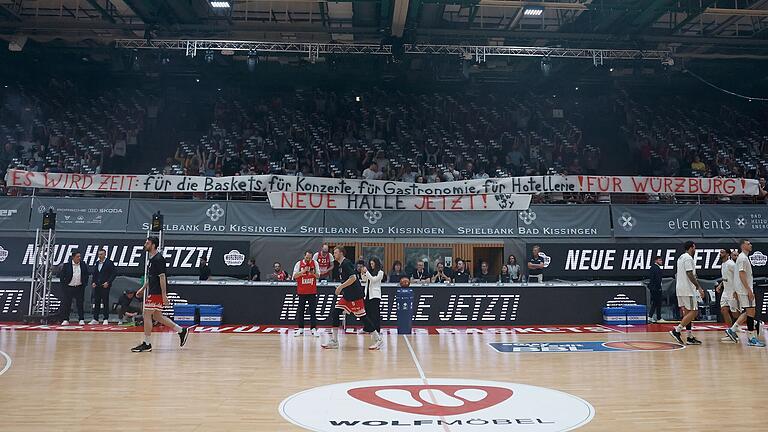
[
  {"x1": 322, "y1": 247, "x2": 383, "y2": 350},
  {"x1": 293, "y1": 251, "x2": 320, "y2": 337},
  {"x1": 313, "y1": 244, "x2": 333, "y2": 281}
]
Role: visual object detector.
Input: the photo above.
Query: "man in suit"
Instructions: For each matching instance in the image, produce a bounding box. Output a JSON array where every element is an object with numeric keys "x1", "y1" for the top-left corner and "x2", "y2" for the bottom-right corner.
[
  {"x1": 60, "y1": 250, "x2": 90, "y2": 325},
  {"x1": 90, "y1": 249, "x2": 116, "y2": 325}
]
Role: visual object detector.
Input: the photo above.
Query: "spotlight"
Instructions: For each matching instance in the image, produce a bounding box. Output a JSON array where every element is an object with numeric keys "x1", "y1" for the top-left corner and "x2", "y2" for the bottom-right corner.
[
  {"x1": 524, "y1": 7, "x2": 544, "y2": 17},
  {"x1": 210, "y1": 1, "x2": 231, "y2": 8}
]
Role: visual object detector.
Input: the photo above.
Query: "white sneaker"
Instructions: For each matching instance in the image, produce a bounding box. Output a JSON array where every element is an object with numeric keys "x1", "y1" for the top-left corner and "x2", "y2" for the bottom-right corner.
[
  {"x1": 293, "y1": 329, "x2": 304, "y2": 337},
  {"x1": 61, "y1": 320, "x2": 69, "y2": 326},
  {"x1": 79, "y1": 320, "x2": 85, "y2": 325},
  {"x1": 322, "y1": 339, "x2": 339, "y2": 349},
  {"x1": 102, "y1": 320, "x2": 109, "y2": 325},
  {"x1": 368, "y1": 336, "x2": 384, "y2": 351},
  {"x1": 88, "y1": 319, "x2": 99, "y2": 325},
  {"x1": 311, "y1": 329, "x2": 320, "y2": 337}
]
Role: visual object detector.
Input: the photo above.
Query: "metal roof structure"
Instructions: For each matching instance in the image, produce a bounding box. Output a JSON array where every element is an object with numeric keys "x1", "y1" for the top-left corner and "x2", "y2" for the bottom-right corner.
[{"x1": 1, "y1": 0, "x2": 767, "y2": 60}]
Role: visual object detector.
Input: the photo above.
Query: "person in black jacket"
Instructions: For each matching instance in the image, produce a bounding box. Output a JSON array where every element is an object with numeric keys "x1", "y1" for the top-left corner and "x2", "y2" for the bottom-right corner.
[
  {"x1": 648, "y1": 256, "x2": 663, "y2": 323},
  {"x1": 60, "y1": 250, "x2": 90, "y2": 325},
  {"x1": 199, "y1": 256, "x2": 211, "y2": 281},
  {"x1": 90, "y1": 249, "x2": 117, "y2": 325}
]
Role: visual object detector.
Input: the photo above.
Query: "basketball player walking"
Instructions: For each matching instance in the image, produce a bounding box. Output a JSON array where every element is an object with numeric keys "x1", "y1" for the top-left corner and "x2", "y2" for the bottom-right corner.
[
  {"x1": 670, "y1": 241, "x2": 704, "y2": 345},
  {"x1": 717, "y1": 249, "x2": 739, "y2": 343},
  {"x1": 293, "y1": 251, "x2": 320, "y2": 337},
  {"x1": 725, "y1": 239, "x2": 765, "y2": 347},
  {"x1": 322, "y1": 247, "x2": 383, "y2": 350},
  {"x1": 132, "y1": 236, "x2": 190, "y2": 352}
]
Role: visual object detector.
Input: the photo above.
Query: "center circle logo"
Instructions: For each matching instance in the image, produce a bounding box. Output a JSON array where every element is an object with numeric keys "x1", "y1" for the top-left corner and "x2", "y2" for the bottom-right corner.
[{"x1": 279, "y1": 378, "x2": 594, "y2": 431}]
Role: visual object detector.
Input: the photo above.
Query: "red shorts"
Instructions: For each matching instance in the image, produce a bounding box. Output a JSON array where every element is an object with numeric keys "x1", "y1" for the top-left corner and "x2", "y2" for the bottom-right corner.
[
  {"x1": 336, "y1": 298, "x2": 366, "y2": 317},
  {"x1": 144, "y1": 294, "x2": 164, "y2": 310}
]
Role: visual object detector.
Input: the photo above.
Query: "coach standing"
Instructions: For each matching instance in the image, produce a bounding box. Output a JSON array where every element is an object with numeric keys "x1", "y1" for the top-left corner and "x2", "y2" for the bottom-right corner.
[
  {"x1": 90, "y1": 249, "x2": 116, "y2": 325},
  {"x1": 60, "y1": 250, "x2": 89, "y2": 326},
  {"x1": 648, "y1": 256, "x2": 663, "y2": 323},
  {"x1": 527, "y1": 245, "x2": 545, "y2": 283}
]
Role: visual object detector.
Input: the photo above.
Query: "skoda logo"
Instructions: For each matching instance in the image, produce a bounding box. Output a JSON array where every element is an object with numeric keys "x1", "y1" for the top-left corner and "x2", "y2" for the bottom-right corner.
[
  {"x1": 206, "y1": 204, "x2": 225, "y2": 222},
  {"x1": 519, "y1": 209, "x2": 537, "y2": 225},
  {"x1": 37, "y1": 205, "x2": 48, "y2": 214},
  {"x1": 618, "y1": 212, "x2": 635, "y2": 231},
  {"x1": 364, "y1": 210, "x2": 382, "y2": 225},
  {"x1": 736, "y1": 216, "x2": 746, "y2": 228}
]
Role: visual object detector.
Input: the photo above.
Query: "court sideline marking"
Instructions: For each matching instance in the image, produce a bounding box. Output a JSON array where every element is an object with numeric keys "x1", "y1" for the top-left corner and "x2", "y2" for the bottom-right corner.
[
  {"x1": 403, "y1": 335, "x2": 452, "y2": 432},
  {"x1": 0, "y1": 350, "x2": 11, "y2": 377}
]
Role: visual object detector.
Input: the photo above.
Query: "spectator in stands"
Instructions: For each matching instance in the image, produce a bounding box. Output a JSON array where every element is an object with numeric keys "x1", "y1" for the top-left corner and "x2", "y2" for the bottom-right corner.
[
  {"x1": 268, "y1": 262, "x2": 289, "y2": 281},
  {"x1": 758, "y1": 178, "x2": 767, "y2": 202},
  {"x1": 410, "y1": 260, "x2": 432, "y2": 284},
  {"x1": 648, "y1": 256, "x2": 663, "y2": 323},
  {"x1": 691, "y1": 154, "x2": 706, "y2": 173},
  {"x1": 527, "y1": 245, "x2": 545, "y2": 283},
  {"x1": 505, "y1": 255, "x2": 522, "y2": 282},
  {"x1": 474, "y1": 261, "x2": 496, "y2": 283},
  {"x1": 59, "y1": 250, "x2": 90, "y2": 325},
  {"x1": 90, "y1": 249, "x2": 116, "y2": 325},
  {"x1": 499, "y1": 265, "x2": 513, "y2": 283},
  {"x1": 362, "y1": 162, "x2": 384, "y2": 180},
  {"x1": 400, "y1": 164, "x2": 417, "y2": 183},
  {"x1": 248, "y1": 259, "x2": 261, "y2": 281},
  {"x1": 431, "y1": 262, "x2": 452, "y2": 284},
  {"x1": 452, "y1": 259, "x2": 471, "y2": 283},
  {"x1": 199, "y1": 256, "x2": 211, "y2": 281},
  {"x1": 388, "y1": 260, "x2": 406, "y2": 283}
]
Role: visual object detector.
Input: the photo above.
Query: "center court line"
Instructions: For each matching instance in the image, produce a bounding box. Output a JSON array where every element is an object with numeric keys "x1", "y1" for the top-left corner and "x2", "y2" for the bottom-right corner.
[
  {"x1": 0, "y1": 350, "x2": 12, "y2": 377},
  {"x1": 402, "y1": 335, "x2": 452, "y2": 432}
]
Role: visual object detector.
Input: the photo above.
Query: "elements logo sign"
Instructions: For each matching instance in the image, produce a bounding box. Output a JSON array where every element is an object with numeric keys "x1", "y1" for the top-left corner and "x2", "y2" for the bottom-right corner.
[
  {"x1": 736, "y1": 216, "x2": 747, "y2": 228},
  {"x1": 0, "y1": 246, "x2": 8, "y2": 262},
  {"x1": 224, "y1": 249, "x2": 245, "y2": 267},
  {"x1": 490, "y1": 341, "x2": 684, "y2": 353},
  {"x1": 280, "y1": 378, "x2": 594, "y2": 431},
  {"x1": 519, "y1": 209, "x2": 537, "y2": 225},
  {"x1": 364, "y1": 210, "x2": 383, "y2": 225},
  {"x1": 0, "y1": 209, "x2": 18, "y2": 218},
  {"x1": 750, "y1": 251, "x2": 767, "y2": 267},
  {"x1": 618, "y1": 212, "x2": 635, "y2": 232},
  {"x1": 206, "y1": 204, "x2": 225, "y2": 222}
]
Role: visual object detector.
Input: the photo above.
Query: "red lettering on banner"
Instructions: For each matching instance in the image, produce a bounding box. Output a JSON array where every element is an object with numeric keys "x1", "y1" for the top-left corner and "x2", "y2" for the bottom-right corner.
[
  {"x1": 578, "y1": 176, "x2": 584, "y2": 190},
  {"x1": 451, "y1": 196, "x2": 463, "y2": 210},
  {"x1": 326, "y1": 194, "x2": 336, "y2": 209},
  {"x1": 281, "y1": 192, "x2": 293, "y2": 208},
  {"x1": 296, "y1": 192, "x2": 308, "y2": 208},
  {"x1": 631, "y1": 177, "x2": 647, "y2": 193},
  {"x1": 612, "y1": 177, "x2": 622, "y2": 192},
  {"x1": 11, "y1": 170, "x2": 32, "y2": 187},
  {"x1": 650, "y1": 178, "x2": 662, "y2": 193},
  {"x1": 688, "y1": 178, "x2": 699, "y2": 194},
  {"x1": 723, "y1": 179, "x2": 736, "y2": 195},
  {"x1": 672, "y1": 178, "x2": 686, "y2": 193},
  {"x1": 43, "y1": 173, "x2": 63, "y2": 188},
  {"x1": 699, "y1": 179, "x2": 712, "y2": 195},
  {"x1": 481, "y1": 194, "x2": 488, "y2": 208},
  {"x1": 308, "y1": 193, "x2": 323, "y2": 209},
  {"x1": 415, "y1": 197, "x2": 427, "y2": 210}
]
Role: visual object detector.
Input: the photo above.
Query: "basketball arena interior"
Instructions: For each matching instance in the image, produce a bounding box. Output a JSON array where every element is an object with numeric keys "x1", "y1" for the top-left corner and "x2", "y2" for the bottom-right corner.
[{"x1": 1, "y1": 1, "x2": 768, "y2": 431}]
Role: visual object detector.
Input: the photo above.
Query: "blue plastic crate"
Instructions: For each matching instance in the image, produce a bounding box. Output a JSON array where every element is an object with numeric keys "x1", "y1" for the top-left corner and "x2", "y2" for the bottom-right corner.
[
  {"x1": 602, "y1": 307, "x2": 627, "y2": 326},
  {"x1": 198, "y1": 304, "x2": 223, "y2": 327},
  {"x1": 173, "y1": 304, "x2": 197, "y2": 326},
  {"x1": 625, "y1": 305, "x2": 648, "y2": 325}
]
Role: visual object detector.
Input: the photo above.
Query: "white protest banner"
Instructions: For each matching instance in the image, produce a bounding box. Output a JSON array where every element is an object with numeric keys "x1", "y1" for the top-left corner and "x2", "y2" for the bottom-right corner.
[
  {"x1": 5, "y1": 169, "x2": 760, "y2": 196},
  {"x1": 267, "y1": 192, "x2": 532, "y2": 211}
]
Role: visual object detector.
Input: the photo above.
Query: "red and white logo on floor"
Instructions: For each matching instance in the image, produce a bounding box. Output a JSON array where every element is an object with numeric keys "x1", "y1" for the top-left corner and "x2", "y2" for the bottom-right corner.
[{"x1": 279, "y1": 378, "x2": 594, "y2": 431}]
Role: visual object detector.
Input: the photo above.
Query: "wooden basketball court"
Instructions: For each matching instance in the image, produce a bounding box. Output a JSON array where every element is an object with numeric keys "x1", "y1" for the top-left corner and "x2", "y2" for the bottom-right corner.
[{"x1": 0, "y1": 326, "x2": 766, "y2": 431}]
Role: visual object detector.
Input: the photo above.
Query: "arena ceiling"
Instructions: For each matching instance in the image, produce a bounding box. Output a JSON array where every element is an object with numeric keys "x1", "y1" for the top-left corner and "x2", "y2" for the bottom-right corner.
[{"x1": 1, "y1": 0, "x2": 768, "y2": 60}]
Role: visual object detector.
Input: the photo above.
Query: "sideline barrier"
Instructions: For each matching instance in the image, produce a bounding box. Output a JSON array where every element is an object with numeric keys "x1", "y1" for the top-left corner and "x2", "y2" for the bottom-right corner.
[{"x1": 0, "y1": 279, "x2": 645, "y2": 326}]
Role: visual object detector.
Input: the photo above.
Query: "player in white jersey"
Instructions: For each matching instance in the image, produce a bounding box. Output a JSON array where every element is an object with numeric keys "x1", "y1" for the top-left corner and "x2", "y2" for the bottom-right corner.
[
  {"x1": 670, "y1": 241, "x2": 705, "y2": 345},
  {"x1": 716, "y1": 249, "x2": 739, "y2": 343},
  {"x1": 725, "y1": 239, "x2": 765, "y2": 347}
]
